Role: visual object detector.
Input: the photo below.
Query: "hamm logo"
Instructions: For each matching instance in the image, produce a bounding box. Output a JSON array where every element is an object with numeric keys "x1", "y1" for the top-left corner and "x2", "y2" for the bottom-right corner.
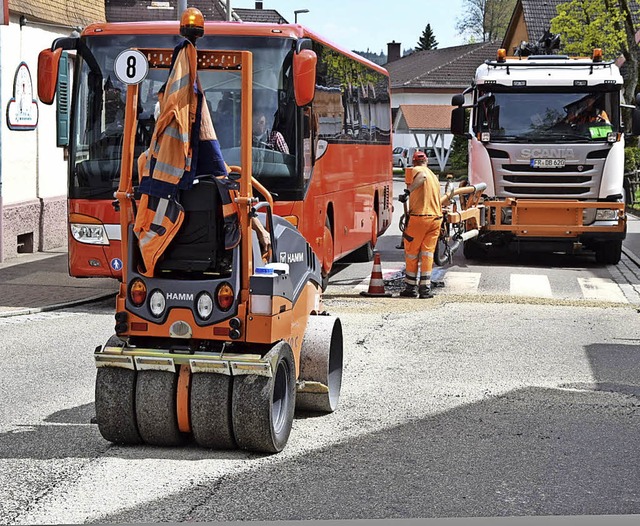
[
  {"x1": 167, "y1": 292, "x2": 194, "y2": 302},
  {"x1": 279, "y1": 251, "x2": 304, "y2": 264}
]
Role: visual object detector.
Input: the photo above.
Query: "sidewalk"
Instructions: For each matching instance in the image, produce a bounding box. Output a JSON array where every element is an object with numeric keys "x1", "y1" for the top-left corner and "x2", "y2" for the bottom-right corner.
[{"x1": 0, "y1": 247, "x2": 118, "y2": 317}]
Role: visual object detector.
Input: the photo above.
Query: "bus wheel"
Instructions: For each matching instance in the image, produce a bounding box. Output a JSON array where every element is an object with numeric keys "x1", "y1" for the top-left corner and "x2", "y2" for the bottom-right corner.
[
  {"x1": 595, "y1": 240, "x2": 622, "y2": 265},
  {"x1": 296, "y1": 316, "x2": 343, "y2": 413},
  {"x1": 190, "y1": 373, "x2": 236, "y2": 449},
  {"x1": 95, "y1": 367, "x2": 142, "y2": 445},
  {"x1": 232, "y1": 342, "x2": 296, "y2": 453},
  {"x1": 135, "y1": 370, "x2": 186, "y2": 446}
]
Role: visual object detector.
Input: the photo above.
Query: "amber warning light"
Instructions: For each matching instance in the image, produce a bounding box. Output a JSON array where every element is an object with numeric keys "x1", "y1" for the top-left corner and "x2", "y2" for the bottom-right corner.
[
  {"x1": 497, "y1": 49, "x2": 507, "y2": 63},
  {"x1": 180, "y1": 8, "x2": 205, "y2": 40},
  {"x1": 593, "y1": 48, "x2": 603, "y2": 62}
]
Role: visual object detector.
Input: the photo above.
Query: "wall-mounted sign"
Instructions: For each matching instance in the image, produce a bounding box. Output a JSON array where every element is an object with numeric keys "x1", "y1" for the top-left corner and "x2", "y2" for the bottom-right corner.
[{"x1": 6, "y1": 62, "x2": 39, "y2": 131}]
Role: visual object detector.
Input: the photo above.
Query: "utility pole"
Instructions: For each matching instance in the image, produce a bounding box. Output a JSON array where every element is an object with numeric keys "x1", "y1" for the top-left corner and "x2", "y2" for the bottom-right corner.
[{"x1": 178, "y1": 0, "x2": 187, "y2": 15}]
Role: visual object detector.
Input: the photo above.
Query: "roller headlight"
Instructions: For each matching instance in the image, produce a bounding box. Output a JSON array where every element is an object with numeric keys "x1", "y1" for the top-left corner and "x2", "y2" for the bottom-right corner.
[
  {"x1": 149, "y1": 290, "x2": 166, "y2": 317},
  {"x1": 196, "y1": 292, "x2": 213, "y2": 320}
]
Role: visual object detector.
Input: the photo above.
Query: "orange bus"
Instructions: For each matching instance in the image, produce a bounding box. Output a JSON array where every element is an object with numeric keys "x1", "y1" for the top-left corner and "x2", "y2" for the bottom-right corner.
[{"x1": 39, "y1": 20, "x2": 393, "y2": 284}]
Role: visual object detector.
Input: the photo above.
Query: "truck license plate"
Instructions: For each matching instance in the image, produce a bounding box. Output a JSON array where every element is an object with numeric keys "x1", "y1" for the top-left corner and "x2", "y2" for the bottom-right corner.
[{"x1": 530, "y1": 158, "x2": 565, "y2": 168}]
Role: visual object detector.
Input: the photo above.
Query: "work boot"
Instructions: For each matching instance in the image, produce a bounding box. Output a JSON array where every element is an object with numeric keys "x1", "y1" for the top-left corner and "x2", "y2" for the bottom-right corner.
[
  {"x1": 399, "y1": 284, "x2": 418, "y2": 298},
  {"x1": 431, "y1": 280, "x2": 445, "y2": 288},
  {"x1": 418, "y1": 285, "x2": 434, "y2": 299}
]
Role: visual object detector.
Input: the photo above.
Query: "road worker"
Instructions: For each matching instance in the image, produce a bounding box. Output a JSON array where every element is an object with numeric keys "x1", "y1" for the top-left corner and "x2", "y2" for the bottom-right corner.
[{"x1": 398, "y1": 150, "x2": 443, "y2": 299}]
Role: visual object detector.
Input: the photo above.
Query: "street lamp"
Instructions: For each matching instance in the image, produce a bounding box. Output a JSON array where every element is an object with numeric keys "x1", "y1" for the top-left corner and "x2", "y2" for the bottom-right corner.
[{"x1": 294, "y1": 9, "x2": 309, "y2": 24}]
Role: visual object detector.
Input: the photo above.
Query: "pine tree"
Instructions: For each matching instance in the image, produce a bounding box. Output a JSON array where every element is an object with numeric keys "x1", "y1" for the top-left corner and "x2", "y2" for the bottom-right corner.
[{"x1": 416, "y1": 23, "x2": 438, "y2": 51}]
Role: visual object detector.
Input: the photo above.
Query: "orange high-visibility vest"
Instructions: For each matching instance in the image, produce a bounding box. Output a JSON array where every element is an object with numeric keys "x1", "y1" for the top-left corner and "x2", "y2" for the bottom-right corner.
[{"x1": 134, "y1": 39, "x2": 239, "y2": 276}]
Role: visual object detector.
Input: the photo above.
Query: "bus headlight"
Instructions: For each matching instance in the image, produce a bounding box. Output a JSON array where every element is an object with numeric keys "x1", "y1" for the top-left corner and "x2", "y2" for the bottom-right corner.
[
  {"x1": 595, "y1": 209, "x2": 619, "y2": 221},
  {"x1": 149, "y1": 290, "x2": 166, "y2": 318},
  {"x1": 70, "y1": 223, "x2": 108, "y2": 245},
  {"x1": 196, "y1": 292, "x2": 213, "y2": 320}
]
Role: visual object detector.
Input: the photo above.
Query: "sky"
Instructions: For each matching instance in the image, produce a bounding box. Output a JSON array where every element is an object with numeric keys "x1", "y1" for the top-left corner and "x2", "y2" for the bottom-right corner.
[{"x1": 253, "y1": 0, "x2": 468, "y2": 54}]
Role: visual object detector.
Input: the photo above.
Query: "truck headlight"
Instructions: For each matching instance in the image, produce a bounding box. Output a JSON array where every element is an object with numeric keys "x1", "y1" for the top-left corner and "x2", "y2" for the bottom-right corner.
[
  {"x1": 149, "y1": 290, "x2": 166, "y2": 317},
  {"x1": 70, "y1": 223, "x2": 108, "y2": 245},
  {"x1": 595, "y1": 209, "x2": 618, "y2": 221}
]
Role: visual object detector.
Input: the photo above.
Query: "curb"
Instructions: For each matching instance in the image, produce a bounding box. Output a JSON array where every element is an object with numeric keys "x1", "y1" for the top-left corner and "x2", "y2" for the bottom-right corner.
[{"x1": 0, "y1": 291, "x2": 117, "y2": 319}]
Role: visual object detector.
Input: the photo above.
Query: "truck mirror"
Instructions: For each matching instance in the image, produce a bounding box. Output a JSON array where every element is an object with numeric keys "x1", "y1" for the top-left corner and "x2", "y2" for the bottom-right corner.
[
  {"x1": 635, "y1": 93, "x2": 640, "y2": 107},
  {"x1": 632, "y1": 107, "x2": 640, "y2": 136},
  {"x1": 451, "y1": 94, "x2": 465, "y2": 107},
  {"x1": 37, "y1": 48, "x2": 62, "y2": 105},
  {"x1": 450, "y1": 107, "x2": 466, "y2": 136},
  {"x1": 293, "y1": 48, "x2": 317, "y2": 107}
]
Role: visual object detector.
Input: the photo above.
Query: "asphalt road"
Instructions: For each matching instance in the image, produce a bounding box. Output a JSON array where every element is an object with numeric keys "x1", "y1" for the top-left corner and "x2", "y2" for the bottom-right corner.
[{"x1": 0, "y1": 296, "x2": 638, "y2": 523}]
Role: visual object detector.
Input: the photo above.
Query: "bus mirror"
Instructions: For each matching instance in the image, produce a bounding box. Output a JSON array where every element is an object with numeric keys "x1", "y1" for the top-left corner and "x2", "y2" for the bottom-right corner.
[
  {"x1": 451, "y1": 94, "x2": 465, "y2": 107},
  {"x1": 451, "y1": 107, "x2": 466, "y2": 136},
  {"x1": 38, "y1": 48, "x2": 62, "y2": 105},
  {"x1": 293, "y1": 48, "x2": 317, "y2": 106},
  {"x1": 632, "y1": 107, "x2": 640, "y2": 136}
]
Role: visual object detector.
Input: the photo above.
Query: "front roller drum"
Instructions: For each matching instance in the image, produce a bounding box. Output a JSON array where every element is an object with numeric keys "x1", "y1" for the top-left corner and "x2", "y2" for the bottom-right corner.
[
  {"x1": 190, "y1": 373, "x2": 236, "y2": 449},
  {"x1": 135, "y1": 370, "x2": 187, "y2": 447},
  {"x1": 232, "y1": 341, "x2": 296, "y2": 453},
  {"x1": 296, "y1": 316, "x2": 343, "y2": 413},
  {"x1": 95, "y1": 367, "x2": 142, "y2": 445}
]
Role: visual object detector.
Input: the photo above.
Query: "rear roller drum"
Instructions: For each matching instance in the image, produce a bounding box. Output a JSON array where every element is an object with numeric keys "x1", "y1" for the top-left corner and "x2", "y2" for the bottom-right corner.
[
  {"x1": 135, "y1": 370, "x2": 186, "y2": 447},
  {"x1": 190, "y1": 373, "x2": 236, "y2": 449},
  {"x1": 95, "y1": 366, "x2": 142, "y2": 445},
  {"x1": 232, "y1": 341, "x2": 296, "y2": 453},
  {"x1": 296, "y1": 316, "x2": 343, "y2": 413}
]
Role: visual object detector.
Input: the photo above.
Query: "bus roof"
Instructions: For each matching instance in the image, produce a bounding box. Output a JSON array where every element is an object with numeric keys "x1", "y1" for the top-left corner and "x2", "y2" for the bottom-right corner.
[{"x1": 81, "y1": 20, "x2": 389, "y2": 77}]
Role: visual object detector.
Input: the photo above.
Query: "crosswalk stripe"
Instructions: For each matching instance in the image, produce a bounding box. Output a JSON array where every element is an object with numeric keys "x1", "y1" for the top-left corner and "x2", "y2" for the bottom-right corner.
[
  {"x1": 510, "y1": 274, "x2": 552, "y2": 298},
  {"x1": 577, "y1": 277, "x2": 628, "y2": 303},
  {"x1": 441, "y1": 271, "x2": 481, "y2": 294}
]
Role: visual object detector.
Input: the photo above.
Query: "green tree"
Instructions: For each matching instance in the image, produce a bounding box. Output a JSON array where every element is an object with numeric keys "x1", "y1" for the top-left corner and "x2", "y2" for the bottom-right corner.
[
  {"x1": 456, "y1": 0, "x2": 517, "y2": 42},
  {"x1": 416, "y1": 23, "x2": 438, "y2": 50},
  {"x1": 551, "y1": 0, "x2": 638, "y2": 106}
]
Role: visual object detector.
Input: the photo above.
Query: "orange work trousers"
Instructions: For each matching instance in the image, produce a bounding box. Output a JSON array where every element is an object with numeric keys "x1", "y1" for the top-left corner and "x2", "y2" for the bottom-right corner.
[{"x1": 403, "y1": 215, "x2": 442, "y2": 287}]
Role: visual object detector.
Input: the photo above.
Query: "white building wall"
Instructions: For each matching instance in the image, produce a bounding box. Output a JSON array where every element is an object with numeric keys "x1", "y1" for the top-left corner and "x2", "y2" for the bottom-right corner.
[
  {"x1": 391, "y1": 92, "x2": 457, "y2": 150},
  {"x1": 0, "y1": 14, "x2": 69, "y2": 260}
]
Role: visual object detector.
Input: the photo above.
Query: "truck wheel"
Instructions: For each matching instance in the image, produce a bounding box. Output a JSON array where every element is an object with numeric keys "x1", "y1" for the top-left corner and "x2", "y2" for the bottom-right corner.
[
  {"x1": 190, "y1": 373, "x2": 236, "y2": 449},
  {"x1": 296, "y1": 316, "x2": 343, "y2": 413},
  {"x1": 595, "y1": 240, "x2": 622, "y2": 265},
  {"x1": 463, "y1": 239, "x2": 484, "y2": 260},
  {"x1": 95, "y1": 367, "x2": 142, "y2": 445},
  {"x1": 135, "y1": 370, "x2": 186, "y2": 446},
  {"x1": 232, "y1": 342, "x2": 296, "y2": 453}
]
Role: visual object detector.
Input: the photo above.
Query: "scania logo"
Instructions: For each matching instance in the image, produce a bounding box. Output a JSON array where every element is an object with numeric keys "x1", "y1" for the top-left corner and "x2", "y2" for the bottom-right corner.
[
  {"x1": 521, "y1": 148, "x2": 575, "y2": 159},
  {"x1": 166, "y1": 292, "x2": 194, "y2": 301}
]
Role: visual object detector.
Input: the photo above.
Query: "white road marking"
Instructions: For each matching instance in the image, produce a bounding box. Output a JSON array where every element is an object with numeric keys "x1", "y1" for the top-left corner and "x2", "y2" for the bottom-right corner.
[
  {"x1": 510, "y1": 274, "x2": 552, "y2": 298},
  {"x1": 578, "y1": 277, "x2": 628, "y2": 303},
  {"x1": 442, "y1": 271, "x2": 481, "y2": 294}
]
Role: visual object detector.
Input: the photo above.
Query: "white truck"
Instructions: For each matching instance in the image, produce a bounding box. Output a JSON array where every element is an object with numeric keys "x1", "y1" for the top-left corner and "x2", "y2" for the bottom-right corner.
[{"x1": 451, "y1": 47, "x2": 639, "y2": 264}]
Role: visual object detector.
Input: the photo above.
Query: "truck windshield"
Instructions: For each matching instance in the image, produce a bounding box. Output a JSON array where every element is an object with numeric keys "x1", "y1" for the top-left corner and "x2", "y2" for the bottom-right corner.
[
  {"x1": 71, "y1": 34, "x2": 297, "y2": 200},
  {"x1": 477, "y1": 90, "x2": 619, "y2": 142}
]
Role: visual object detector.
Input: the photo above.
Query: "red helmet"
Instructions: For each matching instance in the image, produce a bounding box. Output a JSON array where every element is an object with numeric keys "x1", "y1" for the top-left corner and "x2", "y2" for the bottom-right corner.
[{"x1": 412, "y1": 150, "x2": 427, "y2": 162}]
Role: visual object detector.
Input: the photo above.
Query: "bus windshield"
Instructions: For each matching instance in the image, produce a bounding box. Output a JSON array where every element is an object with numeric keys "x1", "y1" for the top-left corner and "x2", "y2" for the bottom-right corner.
[
  {"x1": 476, "y1": 89, "x2": 620, "y2": 143},
  {"x1": 71, "y1": 34, "x2": 298, "y2": 200}
]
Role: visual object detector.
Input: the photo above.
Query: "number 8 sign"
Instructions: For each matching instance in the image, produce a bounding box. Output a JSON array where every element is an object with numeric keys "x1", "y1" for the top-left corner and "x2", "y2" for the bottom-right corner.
[{"x1": 114, "y1": 49, "x2": 149, "y2": 85}]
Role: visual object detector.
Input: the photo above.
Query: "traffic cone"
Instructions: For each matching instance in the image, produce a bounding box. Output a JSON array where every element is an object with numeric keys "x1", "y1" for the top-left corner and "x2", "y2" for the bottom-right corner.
[{"x1": 360, "y1": 252, "x2": 392, "y2": 297}]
